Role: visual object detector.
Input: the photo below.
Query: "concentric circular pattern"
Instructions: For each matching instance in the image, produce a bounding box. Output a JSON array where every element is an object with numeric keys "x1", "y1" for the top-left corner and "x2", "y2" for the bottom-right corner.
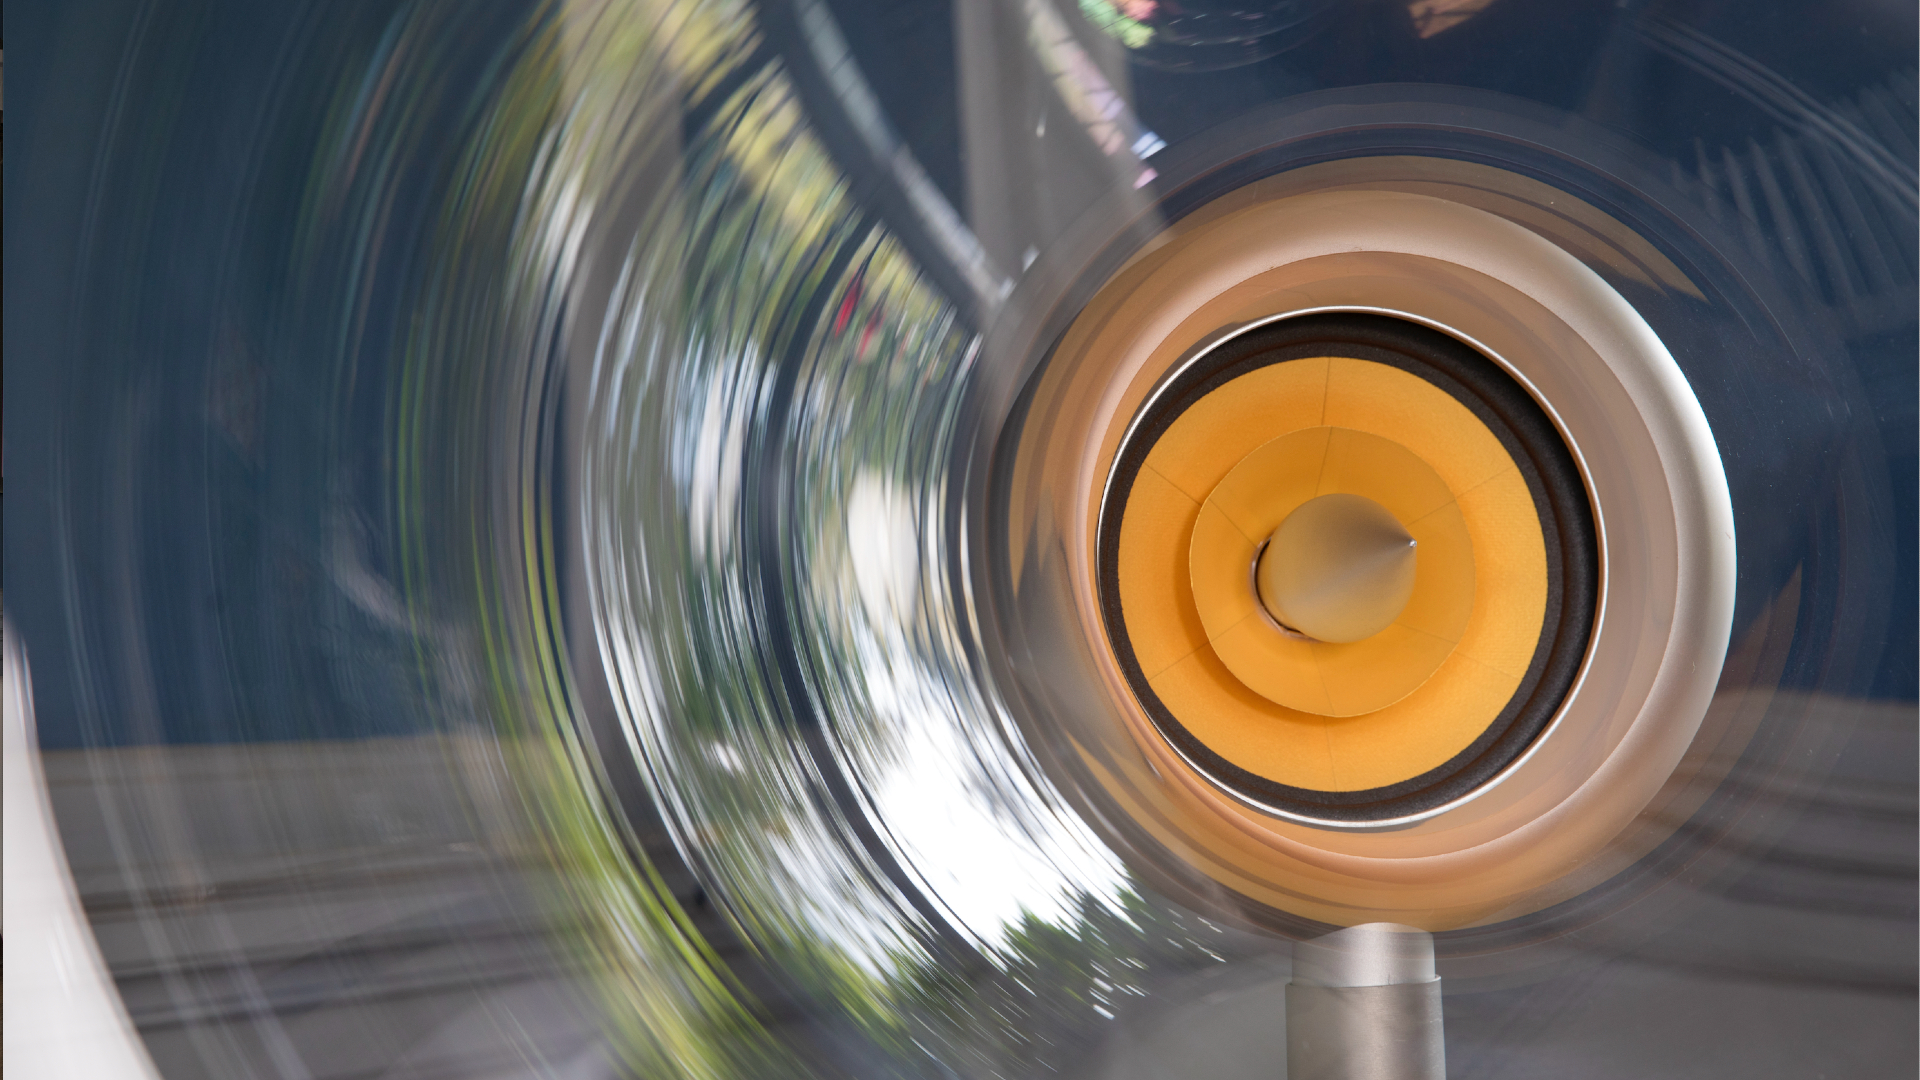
[
  {"x1": 1097, "y1": 314, "x2": 1598, "y2": 823},
  {"x1": 1186, "y1": 426, "x2": 1477, "y2": 714}
]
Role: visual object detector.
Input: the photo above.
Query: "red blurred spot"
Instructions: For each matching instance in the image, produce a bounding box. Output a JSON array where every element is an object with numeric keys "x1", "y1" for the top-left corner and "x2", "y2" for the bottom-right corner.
[{"x1": 833, "y1": 272, "x2": 863, "y2": 335}]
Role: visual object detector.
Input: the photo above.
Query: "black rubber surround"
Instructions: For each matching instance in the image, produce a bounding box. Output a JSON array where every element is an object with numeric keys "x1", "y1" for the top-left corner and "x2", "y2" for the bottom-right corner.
[{"x1": 1097, "y1": 313, "x2": 1598, "y2": 823}]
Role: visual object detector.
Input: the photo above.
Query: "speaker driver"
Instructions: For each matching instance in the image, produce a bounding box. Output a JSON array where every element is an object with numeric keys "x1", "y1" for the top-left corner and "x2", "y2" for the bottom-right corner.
[
  {"x1": 1098, "y1": 313, "x2": 1598, "y2": 826},
  {"x1": 985, "y1": 137, "x2": 1741, "y2": 929}
]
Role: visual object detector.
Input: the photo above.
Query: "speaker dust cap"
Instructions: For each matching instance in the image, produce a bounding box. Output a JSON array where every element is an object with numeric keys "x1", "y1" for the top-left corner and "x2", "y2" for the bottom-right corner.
[{"x1": 1256, "y1": 493, "x2": 1419, "y2": 646}]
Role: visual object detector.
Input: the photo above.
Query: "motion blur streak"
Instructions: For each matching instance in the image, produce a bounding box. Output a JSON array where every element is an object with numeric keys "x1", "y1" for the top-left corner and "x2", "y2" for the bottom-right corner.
[
  {"x1": 4, "y1": 627, "x2": 163, "y2": 1080},
  {"x1": 368, "y1": 0, "x2": 1213, "y2": 1074},
  {"x1": 9, "y1": 1, "x2": 1914, "y2": 1078}
]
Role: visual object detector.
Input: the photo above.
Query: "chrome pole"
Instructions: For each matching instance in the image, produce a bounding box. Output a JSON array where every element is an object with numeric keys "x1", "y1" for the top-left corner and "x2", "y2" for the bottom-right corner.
[{"x1": 1286, "y1": 923, "x2": 1444, "y2": 1080}]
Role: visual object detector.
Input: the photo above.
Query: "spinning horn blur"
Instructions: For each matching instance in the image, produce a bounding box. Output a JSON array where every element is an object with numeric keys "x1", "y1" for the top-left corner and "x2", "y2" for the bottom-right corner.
[{"x1": 6, "y1": 2, "x2": 1915, "y2": 1079}]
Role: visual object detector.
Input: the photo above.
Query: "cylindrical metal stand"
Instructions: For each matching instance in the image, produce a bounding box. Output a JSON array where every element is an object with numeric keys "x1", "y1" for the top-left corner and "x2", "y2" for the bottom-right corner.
[{"x1": 1286, "y1": 923, "x2": 1444, "y2": 1080}]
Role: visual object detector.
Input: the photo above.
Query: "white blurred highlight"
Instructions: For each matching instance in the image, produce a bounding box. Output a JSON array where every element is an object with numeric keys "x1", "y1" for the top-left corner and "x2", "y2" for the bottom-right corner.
[{"x1": 4, "y1": 619, "x2": 162, "y2": 1080}]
